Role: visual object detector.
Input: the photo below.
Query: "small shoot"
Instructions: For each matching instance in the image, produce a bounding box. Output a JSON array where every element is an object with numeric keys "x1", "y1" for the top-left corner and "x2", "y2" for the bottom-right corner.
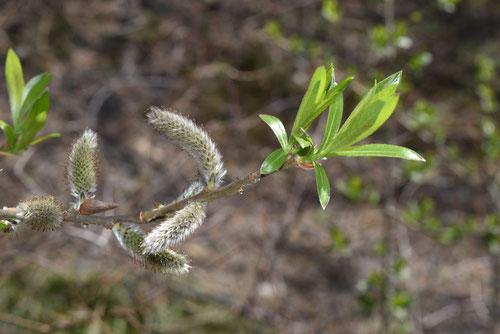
[{"x1": 259, "y1": 66, "x2": 424, "y2": 209}]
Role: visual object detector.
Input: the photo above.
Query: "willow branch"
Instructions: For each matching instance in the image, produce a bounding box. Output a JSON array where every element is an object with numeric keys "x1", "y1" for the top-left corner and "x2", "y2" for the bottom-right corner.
[{"x1": 1, "y1": 158, "x2": 297, "y2": 230}]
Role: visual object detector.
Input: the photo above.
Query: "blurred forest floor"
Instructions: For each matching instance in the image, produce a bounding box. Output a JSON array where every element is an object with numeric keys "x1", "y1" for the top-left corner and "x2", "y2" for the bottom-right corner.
[{"x1": 1, "y1": 0, "x2": 500, "y2": 333}]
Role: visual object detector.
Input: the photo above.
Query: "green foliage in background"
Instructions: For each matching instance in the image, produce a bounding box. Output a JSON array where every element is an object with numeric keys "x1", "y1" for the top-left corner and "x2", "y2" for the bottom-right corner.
[
  {"x1": 0, "y1": 49, "x2": 60, "y2": 155},
  {"x1": 259, "y1": 65, "x2": 424, "y2": 209}
]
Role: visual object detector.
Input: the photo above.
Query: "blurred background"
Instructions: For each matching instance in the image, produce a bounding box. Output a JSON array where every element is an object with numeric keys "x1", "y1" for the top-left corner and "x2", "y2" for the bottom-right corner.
[{"x1": 1, "y1": 0, "x2": 499, "y2": 333}]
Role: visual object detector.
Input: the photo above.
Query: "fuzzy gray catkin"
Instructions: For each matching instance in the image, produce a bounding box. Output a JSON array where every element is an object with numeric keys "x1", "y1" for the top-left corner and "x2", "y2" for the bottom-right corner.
[
  {"x1": 113, "y1": 224, "x2": 190, "y2": 275},
  {"x1": 142, "y1": 201, "x2": 207, "y2": 253},
  {"x1": 67, "y1": 130, "x2": 99, "y2": 207},
  {"x1": 146, "y1": 107, "x2": 226, "y2": 189},
  {"x1": 143, "y1": 108, "x2": 227, "y2": 254},
  {"x1": 17, "y1": 195, "x2": 64, "y2": 231}
]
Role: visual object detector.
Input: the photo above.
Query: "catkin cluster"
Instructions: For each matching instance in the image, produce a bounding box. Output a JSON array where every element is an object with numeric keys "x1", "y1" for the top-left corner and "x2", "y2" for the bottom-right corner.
[{"x1": 141, "y1": 108, "x2": 227, "y2": 259}]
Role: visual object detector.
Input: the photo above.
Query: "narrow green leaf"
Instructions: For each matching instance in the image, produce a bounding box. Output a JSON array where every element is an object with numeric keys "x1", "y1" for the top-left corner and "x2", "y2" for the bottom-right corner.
[
  {"x1": 319, "y1": 92, "x2": 343, "y2": 152},
  {"x1": 259, "y1": 114, "x2": 289, "y2": 150},
  {"x1": 325, "y1": 64, "x2": 336, "y2": 92},
  {"x1": 293, "y1": 77, "x2": 353, "y2": 141},
  {"x1": 326, "y1": 144, "x2": 425, "y2": 161},
  {"x1": 290, "y1": 66, "x2": 327, "y2": 139},
  {"x1": 375, "y1": 71, "x2": 402, "y2": 95},
  {"x1": 14, "y1": 92, "x2": 50, "y2": 152},
  {"x1": 322, "y1": 94, "x2": 400, "y2": 153},
  {"x1": 5, "y1": 49, "x2": 25, "y2": 128},
  {"x1": 28, "y1": 132, "x2": 61, "y2": 146},
  {"x1": 0, "y1": 120, "x2": 16, "y2": 148},
  {"x1": 314, "y1": 162, "x2": 331, "y2": 210},
  {"x1": 260, "y1": 148, "x2": 289, "y2": 174},
  {"x1": 19, "y1": 73, "x2": 52, "y2": 123},
  {"x1": 293, "y1": 135, "x2": 311, "y2": 149}
]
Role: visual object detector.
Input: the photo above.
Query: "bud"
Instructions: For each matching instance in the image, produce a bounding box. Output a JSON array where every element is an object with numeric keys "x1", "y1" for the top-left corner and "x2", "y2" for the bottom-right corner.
[
  {"x1": 146, "y1": 107, "x2": 226, "y2": 189},
  {"x1": 17, "y1": 195, "x2": 64, "y2": 231},
  {"x1": 78, "y1": 199, "x2": 118, "y2": 215},
  {"x1": 67, "y1": 130, "x2": 99, "y2": 206},
  {"x1": 112, "y1": 224, "x2": 190, "y2": 275}
]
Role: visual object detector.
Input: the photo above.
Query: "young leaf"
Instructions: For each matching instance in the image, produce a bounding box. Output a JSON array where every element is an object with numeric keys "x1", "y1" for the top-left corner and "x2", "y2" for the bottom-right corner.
[
  {"x1": 292, "y1": 76, "x2": 353, "y2": 141},
  {"x1": 314, "y1": 162, "x2": 330, "y2": 210},
  {"x1": 326, "y1": 144, "x2": 425, "y2": 161},
  {"x1": 19, "y1": 73, "x2": 52, "y2": 125},
  {"x1": 0, "y1": 120, "x2": 16, "y2": 148},
  {"x1": 329, "y1": 71, "x2": 401, "y2": 139},
  {"x1": 319, "y1": 92, "x2": 343, "y2": 152},
  {"x1": 28, "y1": 132, "x2": 62, "y2": 146},
  {"x1": 375, "y1": 71, "x2": 402, "y2": 95},
  {"x1": 325, "y1": 64, "x2": 336, "y2": 92},
  {"x1": 292, "y1": 135, "x2": 311, "y2": 149},
  {"x1": 14, "y1": 92, "x2": 50, "y2": 152},
  {"x1": 259, "y1": 114, "x2": 289, "y2": 150},
  {"x1": 5, "y1": 49, "x2": 25, "y2": 128},
  {"x1": 290, "y1": 66, "x2": 327, "y2": 139},
  {"x1": 316, "y1": 77, "x2": 352, "y2": 113},
  {"x1": 321, "y1": 94, "x2": 399, "y2": 153},
  {"x1": 260, "y1": 148, "x2": 288, "y2": 174}
]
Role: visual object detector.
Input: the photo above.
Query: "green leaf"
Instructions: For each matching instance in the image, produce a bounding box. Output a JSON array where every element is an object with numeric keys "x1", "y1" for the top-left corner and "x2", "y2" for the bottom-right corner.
[
  {"x1": 14, "y1": 92, "x2": 50, "y2": 152},
  {"x1": 19, "y1": 73, "x2": 52, "y2": 125},
  {"x1": 290, "y1": 66, "x2": 327, "y2": 139},
  {"x1": 5, "y1": 49, "x2": 25, "y2": 128},
  {"x1": 293, "y1": 135, "x2": 311, "y2": 149},
  {"x1": 291, "y1": 76, "x2": 353, "y2": 141},
  {"x1": 330, "y1": 71, "x2": 401, "y2": 138},
  {"x1": 260, "y1": 148, "x2": 288, "y2": 174},
  {"x1": 316, "y1": 76, "x2": 352, "y2": 113},
  {"x1": 326, "y1": 144, "x2": 425, "y2": 161},
  {"x1": 375, "y1": 71, "x2": 402, "y2": 95},
  {"x1": 321, "y1": 94, "x2": 400, "y2": 153},
  {"x1": 325, "y1": 64, "x2": 336, "y2": 92},
  {"x1": 259, "y1": 114, "x2": 289, "y2": 150},
  {"x1": 314, "y1": 162, "x2": 330, "y2": 210},
  {"x1": 0, "y1": 120, "x2": 16, "y2": 148},
  {"x1": 28, "y1": 132, "x2": 61, "y2": 146},
  {"x1": 319, "y1": 92, "x2": 343, "y2": 152}
]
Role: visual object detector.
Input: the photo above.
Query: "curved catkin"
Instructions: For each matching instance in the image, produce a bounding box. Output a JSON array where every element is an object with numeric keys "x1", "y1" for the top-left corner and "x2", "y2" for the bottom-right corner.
[
  {"x1": 112, "y1": 224, "x2": 190, "y2": 275},
  {"x1": 17, "y1": 195, "x2": 64, "y2": 231},
  {"x1": 142, "y1": 202, "x2": 206, "y2": 253},
  {"x1": 67, "y1": 130, "x2": 99, "y2": 206},
  {"x1": 146, "y1": 107, "x2": 226, "y2": 190}
]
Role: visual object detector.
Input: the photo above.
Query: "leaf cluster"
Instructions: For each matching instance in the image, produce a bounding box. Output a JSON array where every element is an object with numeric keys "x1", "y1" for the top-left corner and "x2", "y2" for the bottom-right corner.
[
  {"x1": 260, "y1": 65, "x2": 424, "y2": 209},
  {"x1": 1, "y1": 49, "x2": 60, "y2": 154}
]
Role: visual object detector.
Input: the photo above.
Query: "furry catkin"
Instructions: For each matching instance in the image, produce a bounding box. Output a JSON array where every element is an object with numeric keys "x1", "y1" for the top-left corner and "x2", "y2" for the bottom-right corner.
[
  {"x1": 113, "y1": 224, "x2": 190, "y2": 275},
  {"x1": 17, "y1": 195, "x2": 63, "y2": 231},
  {"x1": 67, "y1": 130, "x2": 99, "y2": 206},
  {"x1": 146, "y1": 107, "x2": 226, "y2": 189}
]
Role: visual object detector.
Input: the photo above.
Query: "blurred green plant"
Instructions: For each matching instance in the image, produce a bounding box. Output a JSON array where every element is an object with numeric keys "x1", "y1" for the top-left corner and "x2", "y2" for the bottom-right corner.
[
  {"x1": 403, "y1": 198, "x2": 478, "y2": 244},
  {"x1": 321, "y1": 0, "x2": 342, "y2": 24},
  {"x1": 0, "y1": 49, "x2": 60, "y2": 155},
  {"x1": 370, "y1": 22, "x2": 412, "y2": 56},
  {"x1": 260, "y1": 65, "x2": 424, "y2": 209},
  {"x1": 336, "y1": 175, "x2": 380, "y2": 204}
]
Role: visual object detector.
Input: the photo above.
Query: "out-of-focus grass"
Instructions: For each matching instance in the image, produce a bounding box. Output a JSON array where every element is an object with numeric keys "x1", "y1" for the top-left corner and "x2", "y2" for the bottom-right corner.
[{"x1": 0, "y1": 263, "x2": 273, "y2": 334}]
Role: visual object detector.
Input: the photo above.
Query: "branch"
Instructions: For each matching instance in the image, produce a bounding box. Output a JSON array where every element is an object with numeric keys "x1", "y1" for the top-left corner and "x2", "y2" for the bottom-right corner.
[{"x1": 0, "y1": 158, "x2": 298, "y2": 231}]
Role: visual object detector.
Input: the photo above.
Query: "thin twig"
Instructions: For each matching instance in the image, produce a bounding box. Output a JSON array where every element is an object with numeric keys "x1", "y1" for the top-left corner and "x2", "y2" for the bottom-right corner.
[{"x1": 0, "y1": 159, "x2": 298, "y2": 230}]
